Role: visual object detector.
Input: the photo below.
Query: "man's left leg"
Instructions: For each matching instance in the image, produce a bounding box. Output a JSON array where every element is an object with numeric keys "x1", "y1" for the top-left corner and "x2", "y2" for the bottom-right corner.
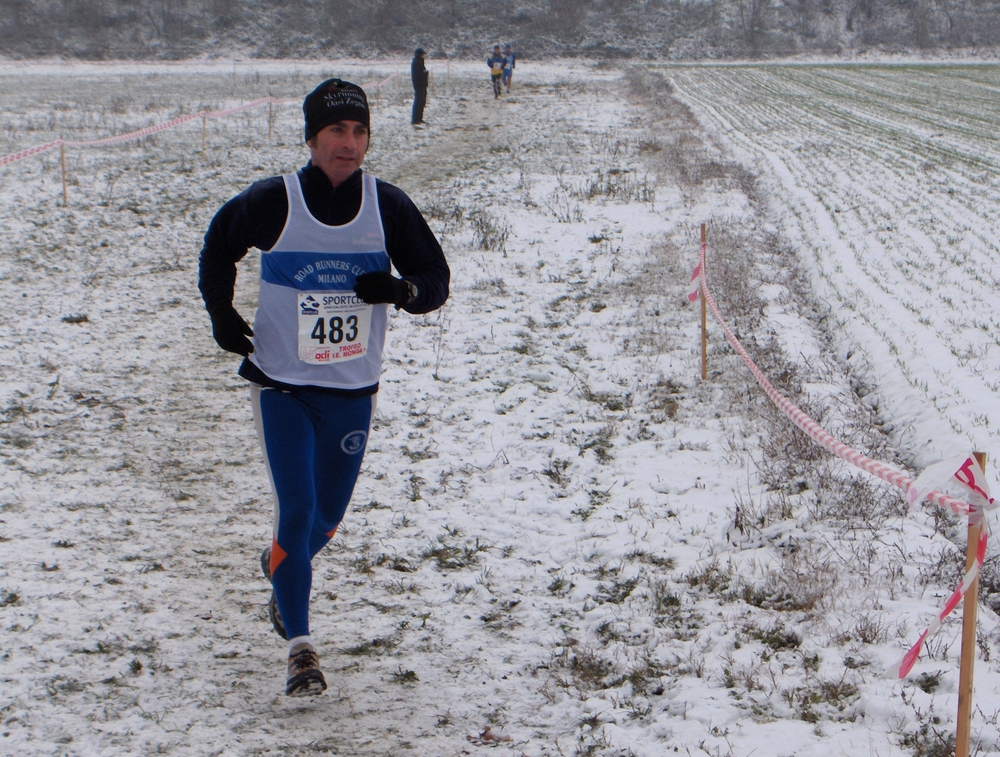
[
  {"x1": 307, "y1": 393, "x2": 374, "y2": 559},
  {"x1": 280, "y1": 388, "x2": 371, "y2": 698}
]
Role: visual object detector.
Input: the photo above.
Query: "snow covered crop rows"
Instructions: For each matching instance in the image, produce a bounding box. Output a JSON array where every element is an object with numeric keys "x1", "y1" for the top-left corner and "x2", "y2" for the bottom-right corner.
[{"x1": 667, "y1": 62, "x2": 1000, "y2": 471}]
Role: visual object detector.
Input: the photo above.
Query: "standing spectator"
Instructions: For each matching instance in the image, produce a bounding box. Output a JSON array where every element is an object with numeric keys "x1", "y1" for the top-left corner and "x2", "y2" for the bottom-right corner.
[
  {"x1": 198, "y1": 78, "x2": 450, "y2": 698},
  {"x1": 487, "y1": 44, "x2": 505, "y2": 99},
  {"x1": 502, "y1": 44, "x2": 516, "y2": 93},
  {"x1": 411, "y1": 47, "x2": 429, "y2": 125}
]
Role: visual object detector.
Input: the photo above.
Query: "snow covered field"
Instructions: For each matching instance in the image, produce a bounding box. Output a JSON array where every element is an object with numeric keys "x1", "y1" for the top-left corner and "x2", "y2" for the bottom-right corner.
[
  {"x1": 666, "y1": 62, "x2": 1000, "y2": 470},
  {"x1": 1, "y1": 59, "x2": 999, "y2": 756}
]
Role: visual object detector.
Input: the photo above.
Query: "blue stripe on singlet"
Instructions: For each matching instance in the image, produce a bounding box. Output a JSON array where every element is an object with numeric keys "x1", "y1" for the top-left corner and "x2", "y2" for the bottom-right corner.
[{"x1": 260, "y1": 250, "x2": 390, "y2": 290}]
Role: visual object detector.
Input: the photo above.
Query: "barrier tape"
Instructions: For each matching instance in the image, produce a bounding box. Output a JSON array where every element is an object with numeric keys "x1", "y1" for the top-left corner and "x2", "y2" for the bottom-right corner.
[
  {"x1": 204, "y1": 96, "x2": 274, "y2": 120},
  {"x1": 690, "y1": 241, "x2": 995, "y2": 677},
  {"x1": 686, "y1": 260, "x2": 702, "y2": 303},
  {"x1": 0, "y1": 139, "x2": 63, "y2": 166},
  {"x1": 691, "y1": 242, "x2": 975, "y2": 514},
  {"x1": 888, "y1": 456, "x2": 993, "y2": 678},
  {"x1": 64, "y1": 113, "x2": 202, "y2": 148},
  {"x1": 888, "y1": 518, "x2": 989, "y2": 678},
  {"x1": 0, "y1": 75, "x2": 399, "y2": 167}
]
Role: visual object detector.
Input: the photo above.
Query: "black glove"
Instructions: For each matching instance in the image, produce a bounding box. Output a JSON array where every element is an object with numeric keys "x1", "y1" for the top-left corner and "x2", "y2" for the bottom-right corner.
[
  {"x1": 353, "y1": 271, "x2": 411, "y2": 309},
  {"x1": 208, "y1": 302, "x2": 254, "y2": 356}
]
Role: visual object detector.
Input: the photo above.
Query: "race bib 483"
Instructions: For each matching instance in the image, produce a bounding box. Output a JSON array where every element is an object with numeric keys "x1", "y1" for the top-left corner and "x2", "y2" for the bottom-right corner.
[{"x1": 297, "y1": 292, "x2": 371, "y2": 363}]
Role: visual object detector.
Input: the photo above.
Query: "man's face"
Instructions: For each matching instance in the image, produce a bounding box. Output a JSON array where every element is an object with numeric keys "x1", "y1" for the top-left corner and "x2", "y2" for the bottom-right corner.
[
  {"x1": 307, "y1": 120, "x2": 369, "y2": 187},
  {"x1": 494, "y1": 47, "x2": 500, "y2": 54}
]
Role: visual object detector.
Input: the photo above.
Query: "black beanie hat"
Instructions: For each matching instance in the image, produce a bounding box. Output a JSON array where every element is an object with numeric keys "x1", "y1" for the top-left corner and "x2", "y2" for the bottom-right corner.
[{"x1": 303, "y1": 78, "x2": 370, "y2": 143}]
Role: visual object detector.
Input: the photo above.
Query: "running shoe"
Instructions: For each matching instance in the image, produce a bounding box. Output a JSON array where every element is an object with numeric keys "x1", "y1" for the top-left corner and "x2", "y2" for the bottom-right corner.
[{"x1": 286, "y1": 643, "x2": 327, "y2": 697}]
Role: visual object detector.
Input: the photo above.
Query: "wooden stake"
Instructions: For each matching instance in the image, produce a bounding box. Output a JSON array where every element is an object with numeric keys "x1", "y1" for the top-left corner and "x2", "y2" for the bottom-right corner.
[
  {"x1": 700, "y1": 223, "x2": 708, "y2": 381},
  {"x1": 60, "y1": 139, "x2": 67, "y2": 206},
  {"x1": 957, "y1": 451, "x2": 988, "y2": 757}
]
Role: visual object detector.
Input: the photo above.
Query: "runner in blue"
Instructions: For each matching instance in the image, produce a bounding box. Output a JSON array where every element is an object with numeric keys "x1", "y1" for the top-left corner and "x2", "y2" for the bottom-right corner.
[
  {"x1": 502, "y1": 44, "x2": 515, "y2": 93},
  {"x1": 199, "y1": 79, "x2": 450, "y2": 697}
]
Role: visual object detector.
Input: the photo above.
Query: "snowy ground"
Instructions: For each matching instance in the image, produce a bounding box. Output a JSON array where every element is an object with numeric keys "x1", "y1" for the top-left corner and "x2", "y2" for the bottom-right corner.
[{"x1": 1, "y1": 59, "x2": 999, "y2": 756}]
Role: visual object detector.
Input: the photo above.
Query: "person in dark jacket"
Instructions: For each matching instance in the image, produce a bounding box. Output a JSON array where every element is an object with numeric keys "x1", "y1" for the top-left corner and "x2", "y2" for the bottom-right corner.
[
  {"x1": 411, "y1": 47, "x2": 429, "y2": 125},
  {"x1": 198, "y1": 78, "x2": 449, "y2": 698},
  {"x1": 487, "y1": 45, "x2": 505, "y2": 99}
]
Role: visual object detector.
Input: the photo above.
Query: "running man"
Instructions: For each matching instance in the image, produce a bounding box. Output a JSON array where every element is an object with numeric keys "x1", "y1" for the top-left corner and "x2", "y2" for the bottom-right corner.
[
  {"x1": 487, "y1": 45, "x2": 505, "y2": 99},
  {"x1": 502, "y1": 44, "x2": 515, "y2": 93},
  {"x1": 198, "y1": 78, "x2": 450, "y2": 697}
]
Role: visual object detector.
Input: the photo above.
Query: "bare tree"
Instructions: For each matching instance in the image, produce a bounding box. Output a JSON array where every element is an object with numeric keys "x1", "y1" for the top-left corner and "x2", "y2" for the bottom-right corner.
[
  {"x1": 736, "y1": 0, "x2": 768, "y2": 54},
  {"x1": 845, "y1": 0, "x2": 875, "y2": 33},
  {"x1": 789, "y1": 0, "x2": 817, "y2": 39},
  {"x1": 908, "y1": 0, "x2": 932, "y2": 46}
]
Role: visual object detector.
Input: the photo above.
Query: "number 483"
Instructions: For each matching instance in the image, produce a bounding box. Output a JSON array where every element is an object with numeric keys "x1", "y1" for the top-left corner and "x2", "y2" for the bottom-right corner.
[{"x1": 311, "y1": 315, "x2": 358, "y2": 344}]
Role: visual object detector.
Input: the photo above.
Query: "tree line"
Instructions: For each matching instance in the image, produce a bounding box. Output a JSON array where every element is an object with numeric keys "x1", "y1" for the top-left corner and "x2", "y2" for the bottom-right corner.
[{"x1": 2, "y1": 0, "x2": 998, "y2": 59}]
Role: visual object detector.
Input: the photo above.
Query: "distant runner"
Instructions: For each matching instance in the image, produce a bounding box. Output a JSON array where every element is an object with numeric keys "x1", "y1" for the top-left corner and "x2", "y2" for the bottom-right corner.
[
  {"x1": 198, "y1": 78, "x2": 450, "y2": 698},
  {"x1": 502, "y1": 44, "x2": 515, "y2": 93},
  {"x1": 487, "y1": 45, "x2": 505, "y2": 99}
]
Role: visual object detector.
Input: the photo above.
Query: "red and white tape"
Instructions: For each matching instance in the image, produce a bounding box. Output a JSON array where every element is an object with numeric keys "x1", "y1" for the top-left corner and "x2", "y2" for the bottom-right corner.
[
  {"x1": 1, "y1": 75, "x2": 402, "y2": 167},
  {"x1": 65, "y1": 113, "x2": 202, "y2": 148},
  {"x1": 204, "y1": 97, "x2": 274, "y2": 120},
  {"x1": 689, "y1": 241, "x2": 994, "y2": 678},
  {"x1": 686, "y1": 258, "x2": 702, "y2": 303},
  {"x1": 888, "y1": 455, "x2": 993, "y2": 678},
  {"x1": 0, "y1": 139, "x2": 63, "y2": 166}
]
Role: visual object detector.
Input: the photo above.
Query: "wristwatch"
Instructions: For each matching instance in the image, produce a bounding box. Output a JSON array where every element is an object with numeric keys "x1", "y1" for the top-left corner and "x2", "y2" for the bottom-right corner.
[{"x1": 404, "y1": 279, "x2": 418, "y2": 304}]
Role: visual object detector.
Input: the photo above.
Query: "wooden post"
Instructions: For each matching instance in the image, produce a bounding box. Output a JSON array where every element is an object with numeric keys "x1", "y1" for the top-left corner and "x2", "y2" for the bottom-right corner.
[
  {"x1": 957, "y1": 451, "x2": 988, "y2": 757},
  {"x1": 700, "y1": 223, "x2": 707, "y2": 381},
  {"x1": 202, "y1": 113, "x2": 207, "y2": 155},
  {"x1": 60, "y1": 138, "x2": 67, "y2": 206}
]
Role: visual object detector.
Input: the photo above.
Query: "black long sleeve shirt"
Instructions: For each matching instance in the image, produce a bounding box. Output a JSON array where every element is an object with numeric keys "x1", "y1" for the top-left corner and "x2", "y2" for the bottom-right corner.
[
  {"x1": 411, "y1": 56, "x2": 428, "y2": 91},
  {"x1": 198, "y1": 163, "x2": 450, "y2": 393}
]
